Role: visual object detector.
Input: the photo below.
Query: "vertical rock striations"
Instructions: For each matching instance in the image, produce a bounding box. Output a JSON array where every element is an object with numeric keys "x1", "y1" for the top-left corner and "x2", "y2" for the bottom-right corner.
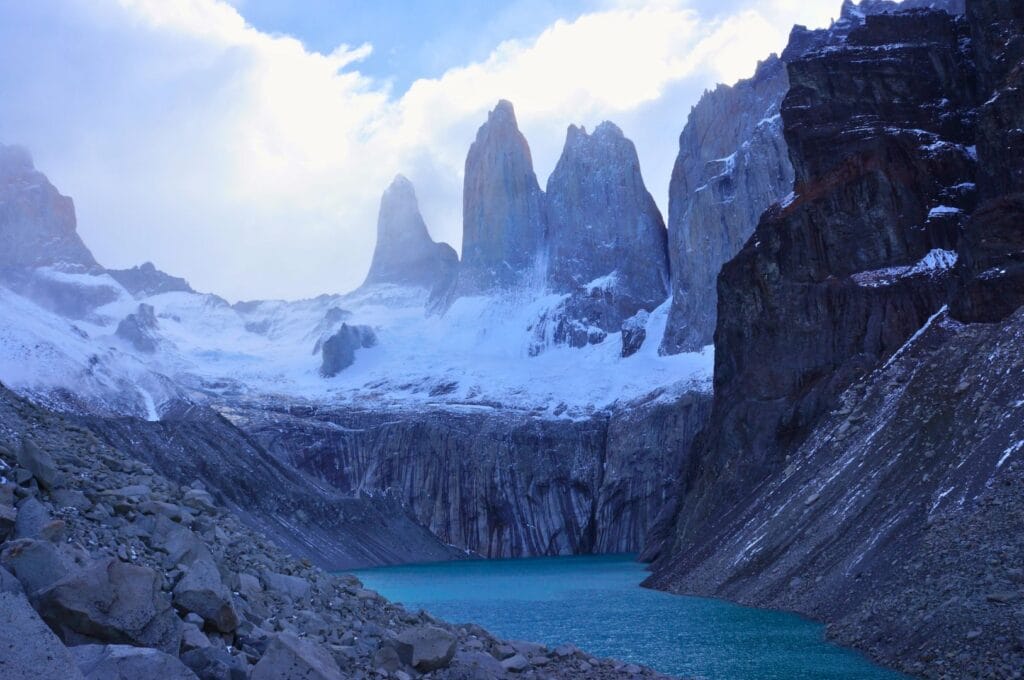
[
  {"x1": 458, "y1": 100, "x2": 546, "y2": 294},
  {"x1": 545, "y1": 122, "x2": 669, "y2": 337},
  {"x1": 660, "y1": 55, "x2": 794, "y2": 354},
  {"x1": 362, "y1": 175, "x2": 459, "y2": 296},
  {"x1": 0, "y1": 144, "x2": 97, "y2": 271}
]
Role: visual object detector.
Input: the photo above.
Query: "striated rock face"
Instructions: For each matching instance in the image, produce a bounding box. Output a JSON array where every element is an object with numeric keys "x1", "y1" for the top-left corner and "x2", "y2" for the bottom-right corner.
[
  {"x1": 458, "y1": 100, "x2": 546, "y2": 293},
  {"x1": 361, "y1": 175, "x2": 459, "y2": 296},
  {"x1": 545, "y1": 122, "x2": 668, "y2": 331},
  {"x1": 0, "y1": 144, "x2": 97, "y2": 271},
  {"x1": 107, "y1": 262, "x2": 193, "y2": 298},
  {"x1": 647, "y1": 2, "x2": 1024, "y2": 676},
  {"x1": 240, "y1": 391, "x2": 711, "y2": 559},
  {"x1": 950, "y1": 0, "x2": 1024, "y2": 322},
  {"x1": 660, "y1": 55, "x2": 793, "y2": 354}
]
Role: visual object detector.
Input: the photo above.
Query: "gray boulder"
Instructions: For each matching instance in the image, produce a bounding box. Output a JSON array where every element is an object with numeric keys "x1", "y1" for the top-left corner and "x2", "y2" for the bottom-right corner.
[
  {"x1": 172, "y1": 556, "x2": 239, "y2": 633},
  {"x1": 0, "y1": 503, "x2": 14, "y2": 541},
  {"x1": 0, "y1": 589, "x2": 85, "y2": 680},
  {"x1": 251, "y1": 633, "x2": 343, "y2": 680},
  {"x1": 261, "y1": 571, "x2": 310, "y2": 601},
  {"x1": 14, "y1": 496, "x2": 50, "y2": 539},
  {"x1": 17, "y1": 437, "x2": 64, "y2": 490},
  {"x1": 0, "y1": 538, "x2": 72, "y2": 595},
  {"x1": 180, "y1": 647, "x2": 250, "y2": 680},
  {"x1": 34, "y1": 558, "x2": 183, "y2": 653},
  {"x1": 71, "y1": 644, "x2": 198, "y2": 680},
  {"x1": 394, "y1": 625, "x2": 457, "y2": 672}
]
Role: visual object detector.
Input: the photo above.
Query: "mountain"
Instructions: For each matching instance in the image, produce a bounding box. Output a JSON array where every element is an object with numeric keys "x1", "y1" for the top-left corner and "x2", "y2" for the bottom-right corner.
[
  {"x1": 458, "y1": 100, "x2": 547, "y2": 294},
  {"x1": 645, "y1": 1, "x2": 1023, "y2": 676},
  {"x1": 660, "y1": 55, "x2": 793, "y2": 354},
  {"x1": 361, "y1": 175, "x2": 458, "y2": 296},
  {"x1": 0, "y1": 144, "x2": 97, "y2": 271},
  {"x1": 545, "y1": 122, "x2": 669, "y2": 347}
]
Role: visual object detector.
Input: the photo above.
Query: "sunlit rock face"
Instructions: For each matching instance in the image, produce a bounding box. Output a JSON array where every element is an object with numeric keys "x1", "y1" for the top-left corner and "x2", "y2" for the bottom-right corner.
[
  {"x1": 0, "y1": 143, "x2": 97, "y2": 270},
  {"x1": 458, "y1": 100, "x2": 546, "y2": 294},
  {"x1": 545, "y1": 122, "x2": 669, "y2": 335},
  {"x1": 362, "y1": 175, "x2": 458, "y2": 295}
]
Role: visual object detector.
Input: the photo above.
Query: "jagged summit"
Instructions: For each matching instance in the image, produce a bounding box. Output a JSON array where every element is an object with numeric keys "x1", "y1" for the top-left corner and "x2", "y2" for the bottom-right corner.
[
  {"x1": 458, "y1": 100, "x2": 546, "y2": 294},
  {"x1": 362, "y1": 174, "x2": 458, "y2": 293},
  {"x1": 0, "y1": 142, "x2": 98, "y2": 270},
  {"x1": 545, "y1": 118, "x2": 668, "y2": 327}
]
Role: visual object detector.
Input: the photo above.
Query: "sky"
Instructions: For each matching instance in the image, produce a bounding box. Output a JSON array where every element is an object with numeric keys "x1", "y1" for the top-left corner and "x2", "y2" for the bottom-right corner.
[{"x1": 0, "y1": 0, "x2": 841, "y2": 301}]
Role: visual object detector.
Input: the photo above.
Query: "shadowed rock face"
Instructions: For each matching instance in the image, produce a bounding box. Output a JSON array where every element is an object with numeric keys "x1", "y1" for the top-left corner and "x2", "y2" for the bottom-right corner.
[
  {"x1": 362, "y1": 175, "x2": 459, "y2": 294},
  {"x1": 459, "y1": 100, "x2": 546, "y2": 293},
  {"x1": 647, "y1": 2, "x2": 1024, "y2": 676},
  {"x1": 545, "y1": 122, "x2": 669, "y2": 332},
  {"x1": 239, "y1": 391, "x2": 711, "y2": 559},
  {"x1": 660, "y1": 55, "x2": 794, "y2": 354},
  {"x1": 0, "y1": 144, "x2": 97, "y2": 271},
  {"x1": 107, "y1": 262, "x2": 193, "y2": 298}
]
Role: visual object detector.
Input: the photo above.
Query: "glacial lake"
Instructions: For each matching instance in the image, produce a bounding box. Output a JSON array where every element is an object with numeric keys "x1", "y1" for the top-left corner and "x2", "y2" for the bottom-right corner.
[{"x1": 353, "y1": 554, "x2": 906, "y2": 679}]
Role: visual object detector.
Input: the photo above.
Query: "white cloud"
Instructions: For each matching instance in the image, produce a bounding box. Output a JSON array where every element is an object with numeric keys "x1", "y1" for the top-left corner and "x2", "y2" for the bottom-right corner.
[{"x1": 0, "y1": 0, "x2": 839, "y2": 300}]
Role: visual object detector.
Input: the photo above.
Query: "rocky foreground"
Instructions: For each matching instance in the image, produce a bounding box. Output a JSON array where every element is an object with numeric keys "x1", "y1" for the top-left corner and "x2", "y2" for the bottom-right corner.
[{"x1": 0, "y1": 385, "x2": 671, "y2": 680}]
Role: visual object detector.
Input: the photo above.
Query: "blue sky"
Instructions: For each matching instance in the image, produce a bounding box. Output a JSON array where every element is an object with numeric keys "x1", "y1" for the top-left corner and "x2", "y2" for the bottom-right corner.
[{"x1": 0, "y1": 0, "x2": 841, "y2": 300}]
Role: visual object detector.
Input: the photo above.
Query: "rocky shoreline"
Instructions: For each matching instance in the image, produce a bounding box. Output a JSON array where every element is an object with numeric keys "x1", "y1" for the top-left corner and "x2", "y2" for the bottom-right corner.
[{"x1": 0, "y1": 384, "x2": 672, "y2": 680}]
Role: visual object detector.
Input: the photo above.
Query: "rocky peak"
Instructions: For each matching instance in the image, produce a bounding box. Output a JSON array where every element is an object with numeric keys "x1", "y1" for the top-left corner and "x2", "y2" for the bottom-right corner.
[
  {"x1": 660, "y1": 54, "x2": 794, "y2": 354},
  {"x1": 362, "y1": 175, "x2": 458, "y2": 293},
  {"x1": 544, "y1": 120, "x2": 668, "y2": 335},
  {"x1": 107, "y1": 262, "x2": 194, "y2": 298},
  {"x1": 458, "y1": 100, "x2": 546, "y2": 294},
  {"x1": 0, "y1": 143, "x2": 97, "y2": 271}
]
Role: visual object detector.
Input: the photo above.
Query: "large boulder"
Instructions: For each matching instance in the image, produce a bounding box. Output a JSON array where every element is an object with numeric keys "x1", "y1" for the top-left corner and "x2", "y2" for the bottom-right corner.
[
  {"x1": 260, "y1": 571, "x2": 310, "y2": 601},
  {"x1": 17, "y1": 437, "x2": 64, "y2": 490},
  {"x1": 0, "y1": 589, "x2": 85, "y2": 680},
  {"x1": 0, "y1": 538, "x2": 72, "y2": 595},
  {"x1": 394, "y1": 625, "x2": 457, "y2": 672},
  {"x1": 250, "y1": 633, "x2": 343, "y2": 680},
  {"x1": 172, "y1": 556, "x2": 239, "y2": 633},
  {"x1": 180, "y1": 647, "x2": 250, "y2": 680},
  {"x1": 71, "y1": 644, "x2": 198, "y2": 680},
  {"x1": 34, "y1": 558, "x2": 183, "y2": 653}
]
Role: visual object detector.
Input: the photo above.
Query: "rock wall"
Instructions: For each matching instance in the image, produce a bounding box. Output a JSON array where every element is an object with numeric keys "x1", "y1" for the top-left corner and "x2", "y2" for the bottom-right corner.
[
  {"x1": 660, "y1": 55, "x2": 793, "y2": 354},
  {"x1": 237, "y1": 391, "x2": 711, "y2": 559},
  {"x1": 646, "y1": 2, "x2": 1024, "y2": 676}
]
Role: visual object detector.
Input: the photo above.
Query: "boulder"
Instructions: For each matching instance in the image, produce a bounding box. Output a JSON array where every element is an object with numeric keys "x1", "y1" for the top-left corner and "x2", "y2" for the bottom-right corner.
[
  {"x1": 14, "y1": 496, "x2": 50, "y2": 539},
  {"x1": 0, "y1": 538, "x2": 72, "y2": 595},
  {"x1": 17, "y1": 437, "x2": 63, "y2": 490},
  {"x1": 250, "y1": 633, "x2": 342, "y2": 680},
  {"x1": 501, "y1": 653, "x2": 530, "y2": 672},
  {"x1": 0, "y1": 590, "x2": 85, "y2": 680},
  {"x1": 180, "y1": 647, "x2": 250, "y2": 680},
  {"x1": 0, "y1": 503, "x2": 15, "y2": 541},
  {"x1": 71, "y1": 644, "x2": 198, "y2": 680},
  {"x1": 394, "y1": 625, "x2": 457, "y2": 672},
  {"x1": 261, "y1": 571, "x2": 310, "y2": 601},
  {"x1": 34, "y1": 558, "x2": 182, "y2": 653},
  {"x1": 173, "y1": 556, "x2": 239, "y2": 632}
]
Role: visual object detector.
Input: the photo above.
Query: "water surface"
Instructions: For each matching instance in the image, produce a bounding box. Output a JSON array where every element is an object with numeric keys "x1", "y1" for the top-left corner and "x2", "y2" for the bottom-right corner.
[{"x1": 353, "y1": 554, "x2": 905, "y2": 680}]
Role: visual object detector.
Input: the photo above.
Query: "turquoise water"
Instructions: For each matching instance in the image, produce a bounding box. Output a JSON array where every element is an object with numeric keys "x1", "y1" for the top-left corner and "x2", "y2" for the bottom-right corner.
[{"x1": 353, "y1": 554, "x2": 905, "y2": 680}]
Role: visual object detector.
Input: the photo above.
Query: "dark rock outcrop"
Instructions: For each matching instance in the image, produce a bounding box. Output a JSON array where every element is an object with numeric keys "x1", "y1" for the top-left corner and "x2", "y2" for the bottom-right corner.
[
  {"x1": 319, "y1": 323, "x2": 376, "y2": 377},
  {"x1": 545, "y1": 122, "x2": 668, "y2": 334},
  {"x1": 116, "y1": 303, "x2": 160, "y2": 353},
  {"x1": 458, "y1": 100, "x2": 546, "y2": 293},
  {"x1": 660, "y1": 55, "x2": 793, "y2": 354},
  {"x1": 242, "y1": 390, "x2": 711, "y2": 559},
  {"x1": 361, "y1": 175, "x2": 459, "y2": 296},
  {"x1": 0, "y1": 144, "x2": 97, "y2": 271},
  {"x1": 647, "y1": 2, "x2": 1023, "y2": 676},
  {"x1": 107, "y1": 262, "x2": 194, "y2": 298}
]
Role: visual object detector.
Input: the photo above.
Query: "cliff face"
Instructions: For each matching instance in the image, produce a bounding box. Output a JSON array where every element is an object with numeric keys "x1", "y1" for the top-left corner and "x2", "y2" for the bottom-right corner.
[
  {"x1": 458, "y1": 101, "x2": 547, "y2": 294},
  {"x1": 0, "y1": 144, "x2": 97, "y2": 271},
  {"x1": 545, "y1": 123, "x2": 669, "y2": 333},
  {"x1": 660, "y1": 55, "x2": 794, "y2": 354},
  {"x1": 362, "y1": 175, "x2": 459, "y2": 295},
  {"x1": 647, "y1": 2, "x2": 1023, "y2": 676},
  {"x1": 236, "y1": 391, "x2": 711, "y2": 559}
]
